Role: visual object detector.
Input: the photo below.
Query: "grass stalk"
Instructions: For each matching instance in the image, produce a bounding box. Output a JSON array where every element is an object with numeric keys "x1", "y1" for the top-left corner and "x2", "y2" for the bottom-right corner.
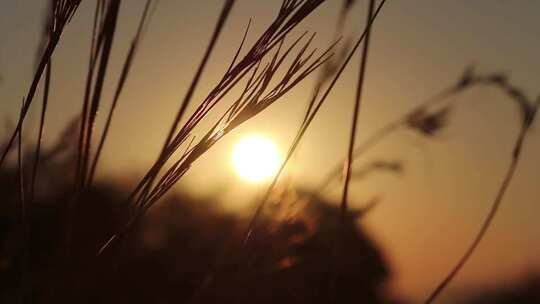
[
  {"x1": 330, "y1": 0, "x2": 375, "y2": 300},
  {"x1": 424, "y1": 97, "x2": 539, "y2": 304},
  {"x1": 317, "y1": 86, "x2": 458, "y2": 192},
  {"x1": 0, "y1": 35, "x2": 59, "y2": 169},
  {"x1": 136, "y1": 0, "x2": 236, "y2": 208},
  {"x1": 17, "y1": 98, "x2": 28, "y2": 304},
  {"x1": 79, "y1": 0, "x2": 121, "y2": 188},
  {"x1": 87, "y1": 0, "x2": 155, "y2": 185},
  {"x1": 340, "y1": 0, "x2": 375, "y2": 228},
  {"x1": 75, "y1": 0, "x2": 102, "y2": 189},
  {"x1": 242, "y1": 0, "x2": 388, "y2": 245},
  {"x1": 70, "y1": 0, "x2": 120, "y2": 257},
  {"x1": 29, "y1": 61, "x2": 51, "y2": 207},
  {"x1": 0, "y1": 0, "x2": 80, "y2": 170}
]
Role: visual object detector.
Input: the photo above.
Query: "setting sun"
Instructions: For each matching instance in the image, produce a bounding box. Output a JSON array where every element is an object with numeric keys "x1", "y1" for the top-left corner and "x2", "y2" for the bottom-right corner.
[{"x1": 232, "y1": 134, "x2": 281, "y2": 183}]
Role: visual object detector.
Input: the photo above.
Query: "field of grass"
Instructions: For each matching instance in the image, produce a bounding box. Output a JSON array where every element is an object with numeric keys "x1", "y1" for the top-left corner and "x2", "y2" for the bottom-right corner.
[{"x1": 1, "y1": 1, "x2": 539, "y2": 303}]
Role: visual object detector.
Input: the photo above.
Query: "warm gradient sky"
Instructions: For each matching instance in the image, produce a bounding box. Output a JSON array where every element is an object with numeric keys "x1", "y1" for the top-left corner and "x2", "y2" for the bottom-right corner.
[{"x1": 1, "y1": 1, "x2": 540, "y2": 302}]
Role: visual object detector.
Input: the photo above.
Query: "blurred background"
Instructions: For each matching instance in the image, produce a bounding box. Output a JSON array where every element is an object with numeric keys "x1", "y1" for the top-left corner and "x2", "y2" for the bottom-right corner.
[{"x1": 1, "y1": 1, "x2": 539, "y2": 303}]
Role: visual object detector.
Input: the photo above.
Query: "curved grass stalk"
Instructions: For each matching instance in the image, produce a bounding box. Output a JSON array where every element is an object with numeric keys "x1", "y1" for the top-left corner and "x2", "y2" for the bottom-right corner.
[{"x1": 424, "y1": 96, "x2": 539, "y2": 304}]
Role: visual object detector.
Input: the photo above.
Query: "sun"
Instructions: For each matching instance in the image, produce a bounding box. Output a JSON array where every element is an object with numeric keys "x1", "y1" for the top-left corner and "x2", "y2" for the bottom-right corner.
[{"x1": 232, "y1": 134, "x2": 281, "y2": 183}]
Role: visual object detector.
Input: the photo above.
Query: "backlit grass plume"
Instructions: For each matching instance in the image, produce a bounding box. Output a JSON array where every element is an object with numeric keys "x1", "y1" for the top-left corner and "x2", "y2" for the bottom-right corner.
[{"x1": 98, "y1": 0, "x2": 334, "y2": 255}]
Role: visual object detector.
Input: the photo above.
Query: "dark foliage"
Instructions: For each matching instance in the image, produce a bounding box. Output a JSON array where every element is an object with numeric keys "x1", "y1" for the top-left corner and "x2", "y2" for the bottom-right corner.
[
  {"x1": 464, "y1": 275, "x2": 540, "y2": 304},
  {"x1": 0, "y1": 152, "x2": 392, "y2": 303}
]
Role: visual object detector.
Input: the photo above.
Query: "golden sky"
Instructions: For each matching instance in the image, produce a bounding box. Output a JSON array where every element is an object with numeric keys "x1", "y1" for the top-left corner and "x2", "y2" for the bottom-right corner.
[{"x1": 1, "y1": 1, "x2": 540, "y2": 302}]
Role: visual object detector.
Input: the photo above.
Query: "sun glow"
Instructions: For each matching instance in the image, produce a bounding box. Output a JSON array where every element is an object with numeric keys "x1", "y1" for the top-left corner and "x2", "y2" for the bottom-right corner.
[{"x1": 232, "y1": 134, "x2": 281, "y2": 183}]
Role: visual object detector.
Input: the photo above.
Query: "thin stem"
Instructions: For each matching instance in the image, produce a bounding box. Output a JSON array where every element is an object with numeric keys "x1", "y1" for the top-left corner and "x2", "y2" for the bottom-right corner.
[
  {"x1": 0, "y1": 32, "x2": 61, "y2": 169},
  {"x1": 79, "y1": 0, "x2": 121, "y2": 188},
  {"x1": 243, "y1": 0, "x2": 388, "y2": 245},
  {"x1": 340, "y1": 0, "x2": 375, "y2": 222},
  {"x1": 97, "y1": 0, "x2": 236, "y2": 256},
  {"x1": 317, "y1": 84, "x2": 464, "y2": 192},
  {"x1": 76, "y1": 0, "x2": 102, "y2": 191},
  {"x1": 137, "y1": 0, "x2": 235, "y2": 207},
  {"x1": 161, "y1": 0, "x2": 235, "y2": 152},
  {"x1": 317, "y1": 120, "x2": 400, "y2": 191},
  {"x1": 70, "y1": 0, "x2": 120, "y2": 258},
  {"x1": 0, "y1": 1, "x2": 80, "y2": 169},
  {"x1": 87, "y1": 0, "x2": 155, "y2": 185},
  {"x1": 424, "y1": 100, "x2": 539, "y2": 303},
  {"x1": 22, "y1": 62, "x2": 51, "y2": 302},
  {"x1": 30, "y1": 61, "x2": 51, "y2": 206},
  {"x1": 330, "y1": 0, "x2": 375, "y2": 301},
  {"x1": 17, "y1": 98, "x2": 28, "y2": 304},
  {"x1": 424, "y1": 131, "x2": 524, "y2": 303}
]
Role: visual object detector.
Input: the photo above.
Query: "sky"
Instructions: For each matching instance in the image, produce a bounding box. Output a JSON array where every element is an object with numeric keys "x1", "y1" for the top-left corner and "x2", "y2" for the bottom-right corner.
[{"x1": 1, "y1": 1, "x2": 540, "y2": 302}]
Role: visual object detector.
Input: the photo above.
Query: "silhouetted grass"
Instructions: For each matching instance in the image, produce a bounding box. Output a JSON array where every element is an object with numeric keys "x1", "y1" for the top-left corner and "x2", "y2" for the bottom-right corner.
[
  {"x1": 16, "y1": 98, "x2": 28, "y2": 304},
  {"x1": 98, "y1": 0, "x2": 334, "y2": 255},
  {"x1": 242, "y1": 0, "x2": 388, "y2": 247},
  {"x1": 424, "y1": 84, "x2": 539, "y2": 304},
  {"x1": 88, "y1": 0, "x2": 155, "y2": 185},
  {"x1": 331, "y1": 0, "x2": 376, "y2": 301},
  {"x1": 0, "y1": 0, "x2": 81, "y2": 169},
  {"x1": 2, "y1": 1, "x2": 539, "y2": 303}
]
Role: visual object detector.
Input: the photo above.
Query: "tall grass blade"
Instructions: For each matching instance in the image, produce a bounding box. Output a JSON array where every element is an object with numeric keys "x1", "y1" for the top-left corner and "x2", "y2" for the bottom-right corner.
[{"x1": 88, "y1": 0, "x2": 156, "y2": 185}]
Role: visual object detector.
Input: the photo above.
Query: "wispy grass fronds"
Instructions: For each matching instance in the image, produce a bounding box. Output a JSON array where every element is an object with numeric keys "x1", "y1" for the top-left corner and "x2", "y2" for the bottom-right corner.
[
  {"x1": 97, "y1": 0, "x2": 330, "y2": 256},
  {"x1": 137, "y1": 36, "x2": 334, "y2": 207},
  {"x1": 119, "y1": 32, "x2": 332, "y2": 249},
  {"x1": 0, "y1": 0, "x2": 81, "y2": 169},
  {"x1": 242, "y1": 0, "x2": 388, "y2": 246},
  {"x1": 131, "y1": 0, "x2": 327, "y2": 207}
]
